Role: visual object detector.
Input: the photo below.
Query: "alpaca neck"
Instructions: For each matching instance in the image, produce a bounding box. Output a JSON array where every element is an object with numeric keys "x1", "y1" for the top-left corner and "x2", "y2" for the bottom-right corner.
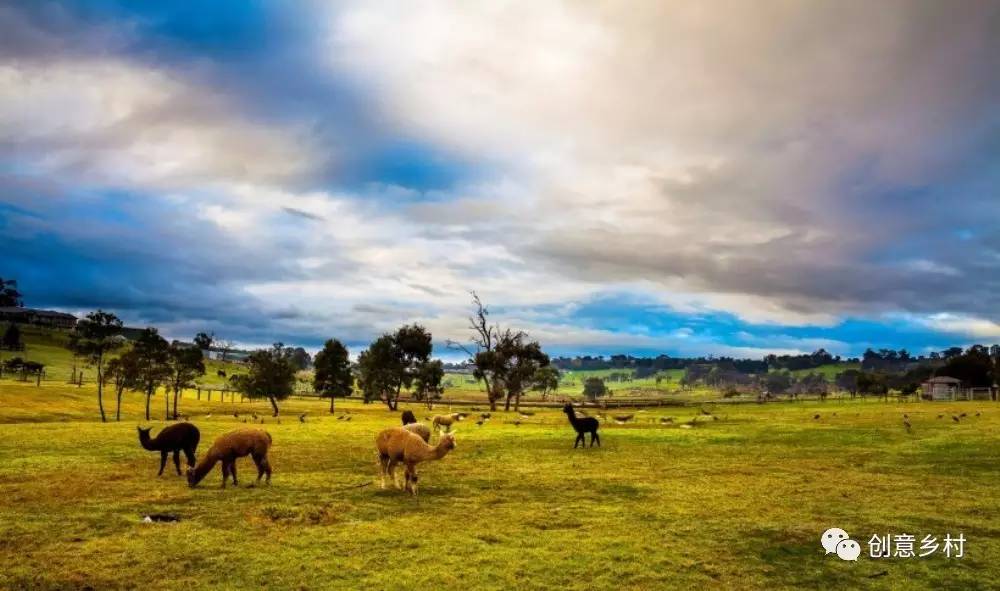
[
  {"x1": 188, "y1": 454, "x2": 218, "y2": 485},
  {"x1": 139, "y1": 432, "x2": 158, "y2": 451},
  {"x1": 430, "y1": 442, "x2": 453, "y2": 461}
]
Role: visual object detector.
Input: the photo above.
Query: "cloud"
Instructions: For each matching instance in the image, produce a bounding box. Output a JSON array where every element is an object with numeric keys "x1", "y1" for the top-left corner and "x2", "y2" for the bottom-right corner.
[
  {"x1": 327, "y1": 0, "x2": 1000, "y2": 324},
  {"x1": 1, "y1": 1, "x2": 999, "y2": 357}
]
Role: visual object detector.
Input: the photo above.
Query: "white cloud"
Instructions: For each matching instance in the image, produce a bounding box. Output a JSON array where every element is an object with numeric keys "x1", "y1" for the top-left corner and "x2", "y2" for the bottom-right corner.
[{"x1": 913, "y1": 314, "x2": 1000, "y2": 339}]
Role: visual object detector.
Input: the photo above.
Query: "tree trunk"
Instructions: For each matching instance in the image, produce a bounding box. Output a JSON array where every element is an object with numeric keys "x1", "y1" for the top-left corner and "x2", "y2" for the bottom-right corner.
[
  {"x1": 172, "y1": 386, "x2": 180, "y2": 419},
  {"x1": 329, "y1": 396, "x2": 335, "y2": 414},
  {"x1": 115, "y1": 385, "x2": 123, "y2": 421},
  {"x1": 504, "y1": 394, "x2": 511, "y2": 412},
  {"x1": 145, "y1": 387, "x2": 152, "y2": 421},
  {"x1": 97, "y1": 361, "x2": 106, "y2": 423},
  {"x1": 270, "y1": 396, "x2": 279, "y2": 417},
  {"x1": 515, "y1": 392, "x2": 521, "y2": 413},
  {"x1": 165, "y1": 386, "x2": 170, "y2": 420}
]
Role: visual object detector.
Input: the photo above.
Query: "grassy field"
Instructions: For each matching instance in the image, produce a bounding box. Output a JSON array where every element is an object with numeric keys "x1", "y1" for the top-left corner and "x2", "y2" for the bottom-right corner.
[{"x1": 1, "y1": 380, "x2": 998, "y2": 590}]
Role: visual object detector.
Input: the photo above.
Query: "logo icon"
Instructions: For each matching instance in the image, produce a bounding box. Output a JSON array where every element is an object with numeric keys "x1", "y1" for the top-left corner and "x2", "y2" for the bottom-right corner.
[
  {"x1": 821, "y1": 528, "x2": 849, "y2": 554},
  {"x1": 836, "y1": 539, "x2": 861, "y2": 561},
  {"x1": 822, "y1": 528, "x2": 859, "y2": 561}
]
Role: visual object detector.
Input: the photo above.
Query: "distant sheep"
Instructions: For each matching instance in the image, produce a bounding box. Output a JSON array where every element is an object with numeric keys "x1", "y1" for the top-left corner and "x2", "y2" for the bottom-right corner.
[
  {"x1": 187, "y1": 429, "x2": 272, "y2": 488},
  {"x1": 432, "y1": 413, "x2": 464, "y2": 433}
]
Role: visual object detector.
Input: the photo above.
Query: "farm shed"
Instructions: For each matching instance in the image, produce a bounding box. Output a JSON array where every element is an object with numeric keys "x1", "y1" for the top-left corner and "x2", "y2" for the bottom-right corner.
[{"x1": 921, "y1": 376, "x2": 961, "y2": 401}]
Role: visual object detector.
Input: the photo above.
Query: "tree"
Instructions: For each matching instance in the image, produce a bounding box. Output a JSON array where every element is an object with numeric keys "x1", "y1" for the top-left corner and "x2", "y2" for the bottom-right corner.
[
  {"x1": 450, "y1": 293, "x2": 510, "y2": 411},
  {"x1": 230, "y1": 343, "x2": 297, "y2": 416},
  {"x1": 532, "y1": 366, "x2": 560, "y2": 400},
  {"x1": 68, "y1": 311, "x2": 124, "y2": 422},
  {"x1": 761, "y1": 372, "x2": 792, "y2": 397},
  {"x1": 357, "y1": 325, "x2": 434, "y2": 410},
  {"x1": 104, "y1": 355, "x2": 138, "y2": 421},
  {"x1": 215, "y1": 338, "x2": 234, "y2": 362},
  {"x1": 491, "y1": 332, "x2": 550, "y2": 412},
  {"x1": 313, "y1": 339, "x2": 353, "y2": 413},
  {"x1": 582, "y1": 377, "x2": 607, "y2": 400},
  {"x1": 857, "y1": 371, "x2": 888, "y2": 399},
  {"x1": 2, "y1": 323, "x2": 23, "y2": 351},
  {"x1": 193, "y1": 332, "x2": 214, "y2": 351},
  {"x1": 129, "y1": 328, "x2": 171, "y2": 421},
  {"x1": 287, "y1": 346, "x2": 312, "y2": 371},
  {"x1": 166, "y1": 343, "x2": 206, "y2": 420},
  {"x1": 0, "y1": 277, "x2": 23, "y2": 307},
  {"x1": 413, "y1": 359, "x2": 445, "y2": 409},
  {"x1": 938, "y1": 345, "x2": 993, "y2": 387},
  {"x1": 835, "y1": 369, "x2": 861, "y2": 398}
]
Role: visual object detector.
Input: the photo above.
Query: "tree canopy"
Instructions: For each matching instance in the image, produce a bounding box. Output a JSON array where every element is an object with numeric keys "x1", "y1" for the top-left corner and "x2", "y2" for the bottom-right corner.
[
  {"x1": 313, "y1": 339, "x2": 353, "y2": 413},
  {"x1": 0, "y1": 277, "x2": 23, "y2": 307},
  {"x1": 357, "y1": 324, "x2": 434, "y2": 410},
  {"x1": 231, "y1": 343, "x2": 297, "y2": 416}
]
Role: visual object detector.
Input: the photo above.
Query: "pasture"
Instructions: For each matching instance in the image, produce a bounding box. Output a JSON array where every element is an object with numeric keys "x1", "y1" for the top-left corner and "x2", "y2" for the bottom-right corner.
[{"x1": 1, "y1": 382, "x2": 998, "y2": 590}]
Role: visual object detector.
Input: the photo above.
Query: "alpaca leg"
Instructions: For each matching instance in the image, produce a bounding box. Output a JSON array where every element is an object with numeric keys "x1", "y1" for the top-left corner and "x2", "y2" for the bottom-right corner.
[
  {"x1": 574, "y1": 433, "x2": 583, "y2": 448},
  {"x1": 252, "y1": 453, "x2": 266, "y2": 485},
  {"x1": 183, "y1": 447, "x2": 196, "y2": 469},
  {"x1": 158, "y1": 450, "x2": 168, "y2": 476},
  {"x1": 404, "y1": 464, "x2": 417, "y2": 495},
  {"x1": 263, "y1": 458, "x2": 271, "y2": 484},
  {"x1": 172, "y1": 451, "x2": 182, "y2": 475},
  {"x1": 387, "y1": 459, "x2": 401, "y2": 489},
  {"x1": 592, "y1": 431, "x2": 600, "y2": 447},
  {"x1": 230, "y1": 460, "x2": 239, "y2": 487},
  {"x1": 221, "y1": 462, "x2": 231, "y2": 489},
  {"x1": 378, "y1": 454, "x2": 389, "y2": 489}
]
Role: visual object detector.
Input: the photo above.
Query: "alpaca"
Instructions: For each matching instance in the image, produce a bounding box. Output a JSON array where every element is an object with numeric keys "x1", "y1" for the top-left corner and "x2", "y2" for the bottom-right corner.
[
  {"x1": 375, "y1": 427, "x2": 456, "y2": 495},
  {"x1": 138, "y1": 423, "x2": 200, "y2": 476},
  {"x1": 563, "y1": 404, "x2": 600, "y2": 448},
  {"x1": 401, "y1": 410, "x2": 418, "y2": 425},
  {"x1": 403, "y1": 422, "x2": 431, "y2": 443},
  {"x1": 187, "y1": 429, "x2": 272, "y2": 488}
]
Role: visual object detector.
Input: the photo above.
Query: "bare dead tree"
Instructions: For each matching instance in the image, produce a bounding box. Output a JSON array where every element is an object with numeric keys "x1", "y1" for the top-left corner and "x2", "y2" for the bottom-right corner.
[{"x1": 447, "y1": 292, "x2": 528, "y2": 411}]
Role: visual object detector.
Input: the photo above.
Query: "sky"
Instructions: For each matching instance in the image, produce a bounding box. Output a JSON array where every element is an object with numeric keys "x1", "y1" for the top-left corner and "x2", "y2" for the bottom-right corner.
[{"x1": 1, "y1": 1, "x2": 999, "y2": 359}]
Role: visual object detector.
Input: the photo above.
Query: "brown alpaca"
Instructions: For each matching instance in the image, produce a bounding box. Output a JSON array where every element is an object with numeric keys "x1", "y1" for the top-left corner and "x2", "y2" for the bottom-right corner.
[
  {"x1": 375, "y1": 427, "x2": 455, "y2": 495},
  {"x1": 138, "y1": 423, "x2": 200, "y2": 476},
  {"x1": 187, "y1": 429, "x2": 272, "y2": 488}
]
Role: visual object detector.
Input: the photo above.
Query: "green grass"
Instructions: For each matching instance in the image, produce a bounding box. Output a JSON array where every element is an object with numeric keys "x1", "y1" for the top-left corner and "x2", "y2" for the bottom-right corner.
[{"x1": 1, "y1": 380, "x2": 998, "y2": 590}]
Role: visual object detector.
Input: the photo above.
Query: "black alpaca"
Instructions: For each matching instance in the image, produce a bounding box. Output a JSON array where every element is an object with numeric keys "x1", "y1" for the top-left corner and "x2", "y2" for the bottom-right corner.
[
  {"x1": 138, "y1": 423, "x2": 200, "y2": 476},
  {"x1": 563, "y1": 404, "x2": 600, "y2": 448},
  {"x1": 401, "y1": 410, "x2": 417, "y2": 425}
]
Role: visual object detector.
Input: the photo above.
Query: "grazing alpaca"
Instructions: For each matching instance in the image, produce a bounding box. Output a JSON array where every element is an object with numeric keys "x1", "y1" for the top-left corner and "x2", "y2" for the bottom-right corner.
[
  {"x1": 563, "y1": 404, "x2": 600, "y2": 448},
  {"x1": 431, "y1": 413, "x2": 463, "y2": 433},
  {"x1": 138, "y1": 423, "x2": 200, "y2": 476},
  {"x1": 403, "y1": 422, "x2": 431, "y2": 443},
  {"x1": 401, "y1": 410, "x2": 418, "y2": 425},
  {"x1": 375, "y1": 427, "x2": 456, "y2": 495},
  {"x1": 187, "y1": 429, "x2": 272, "y2": 488}
]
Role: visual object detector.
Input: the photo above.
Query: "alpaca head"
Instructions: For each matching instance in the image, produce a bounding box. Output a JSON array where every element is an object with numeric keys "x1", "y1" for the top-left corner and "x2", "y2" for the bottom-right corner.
[
  {"x1": 185, "y1": 466, "x2": 199, "y2": 487},
  {"x1": 137, "y1": 426, "x2": 153, "y2": 445},
  {"x1": 439, "y1": 432, "x2": 457, "y2": 451},
  {"x1": 562, "y1": 403, "x2": 574, "y2": 416},
  {"x1": 401, "y1": 410, "x2": 417, "y2": 425}
]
